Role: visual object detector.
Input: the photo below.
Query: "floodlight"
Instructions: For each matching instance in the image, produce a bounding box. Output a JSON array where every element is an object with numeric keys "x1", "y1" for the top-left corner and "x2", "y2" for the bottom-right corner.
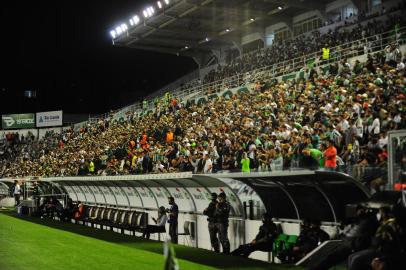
[
  {"x1": 145, "y1": 6, "x2": 154, "y2": 17},
  {"x1": 205, "y1": 37, "x2": 209, "y2": 41},
  {"x1": 143, "y1": 10, "x2": 148, "y2": 18},
  {"x1": 250, "y1": 18, "x2": 255, "y2": 21},
  {"x1": 129, "y1": 19, "x2": 134, "y2": 26},
  {"x1": 110, "y1": 30, "x2": 116, "y2": 38},
  {"x1": 278, "y1": 6, "x2": 283, "y2": 10},
  {"x1": 157, "y1": 1, "x2": 162, "y2": 9},
  {"x1": 116, "y1": 26, "x2": 122, "y2": 34},
  {"x1": 225, "y1": 28, "x2": 230, "y2": 32},
  {"x1": 120, "y1": 23, "x2": 128, "y2": 31},
  {"x1": 133, "y1": 15, "x2": 140, "y2": 25},
  {"x1": 165, "y1": 0, "x2": 170, "y2": 4},
  {"x1": 185, "y1": 45, "x2": 189, "y2": 49}
]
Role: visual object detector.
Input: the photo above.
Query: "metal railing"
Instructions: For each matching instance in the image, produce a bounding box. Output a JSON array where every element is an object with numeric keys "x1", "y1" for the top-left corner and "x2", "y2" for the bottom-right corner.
[
  {"x1": 182, "y1": 25, "x2": 406, "y2": 100},
  {"x1": 89, "y1": 24, "x2": 405, "y2": 122}
]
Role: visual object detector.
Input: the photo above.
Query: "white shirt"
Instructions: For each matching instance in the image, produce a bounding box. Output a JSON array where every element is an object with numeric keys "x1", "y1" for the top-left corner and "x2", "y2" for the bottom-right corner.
[
  {"x1": 203, "y1": 158, "x2": 213, "y2": 174},
  {"x1": 394, "y1": 114, "x2": 402, "y2": 124},
  {"x1": 378, "y1": 136, "x2": 388, "y2": 149},
  {"x1": 14, "y1": 184, "x2": 21, "y2": 195},
  {"x1": 352, "y1": 104, "x2": 361, "y2": 116},
  {"x1": 157, "y1": 215, "x2": 168, "y2": 227},
  {"x1": 369, "y1": 118, "x2": 380, "y2": 135},
  {"x1": 340, "y1": 120, "x2": 349, "y2": 132},
  {"x1": 355, "y1": 118, "x2": 363, "y2": 138}
]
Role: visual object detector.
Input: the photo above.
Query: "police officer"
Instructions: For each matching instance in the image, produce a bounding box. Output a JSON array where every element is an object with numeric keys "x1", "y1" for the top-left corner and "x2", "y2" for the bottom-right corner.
[
  {"x1": 214, "y1": 192, "x2": 231, "y2": 254},
  {"x1": 231, "y1": 212, "x2": 279, "y2": 257},
  {"x1": 203, "y1": 193, "x2": 219, "y2": 252}
]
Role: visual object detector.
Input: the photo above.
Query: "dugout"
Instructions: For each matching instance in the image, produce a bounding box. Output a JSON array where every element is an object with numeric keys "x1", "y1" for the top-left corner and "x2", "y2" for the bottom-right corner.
[{"x1": 0, "y1": 170, "x2": 370, "y2": 262}]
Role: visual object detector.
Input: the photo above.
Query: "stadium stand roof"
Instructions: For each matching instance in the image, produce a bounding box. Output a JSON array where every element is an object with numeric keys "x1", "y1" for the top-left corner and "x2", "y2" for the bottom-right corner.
[{"x1": 111, "y1": 0, "x2": 332, "y2": 64}]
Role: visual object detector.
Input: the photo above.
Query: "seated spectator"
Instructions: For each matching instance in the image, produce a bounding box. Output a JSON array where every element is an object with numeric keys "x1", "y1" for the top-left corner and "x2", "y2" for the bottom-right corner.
[
  {"x1": 347, "y1": 206, "x2": 404, "y2": 270},
  {"x1": 142, "y1": 206, "x2": 167, "y2": 239},
  {"x1": 280, "y1": 219, "x2": 330, "y2": 263},
  {"x1": 231, "y1": 212, "x2": 279, "y2": 257},
  {"x1": 39, "y1": 197, "x2": 64, "y2": 219},
  {"x1": 308, "y1": 205, "x2": 378, "y2": 270},
  {"x1": 74, "y1": 201, "x2": 84, "y2": 220}
]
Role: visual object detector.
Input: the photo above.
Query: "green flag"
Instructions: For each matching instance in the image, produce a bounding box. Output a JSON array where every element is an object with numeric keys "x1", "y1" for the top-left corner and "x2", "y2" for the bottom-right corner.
[{"x1": 164, "y1": 238, "x2": 179, "y2": 270}]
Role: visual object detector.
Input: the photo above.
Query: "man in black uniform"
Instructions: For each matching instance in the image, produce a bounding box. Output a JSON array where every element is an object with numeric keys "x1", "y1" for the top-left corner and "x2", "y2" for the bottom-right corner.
[
  {"x1": 167, "y1": 196, "x2": 179, "y2": 244},
  {"x1": 214, "y1": 192, "x2": 231, "y2": 254},
  {"x1": 282, "y1": 219, "x2": 330, "y2": 263},
  {"x1": 32, "y1": 181, "x2": 41, "y2": 209},
  {"x1": 308, "y1": 205, "x2": 378, "y2": 270},
  {"x1": 231, "y1": 212, "x2": 279, "y2": 257},
  {"x1": 203, "y1": 193, "x2": 219, "y2": 252}
]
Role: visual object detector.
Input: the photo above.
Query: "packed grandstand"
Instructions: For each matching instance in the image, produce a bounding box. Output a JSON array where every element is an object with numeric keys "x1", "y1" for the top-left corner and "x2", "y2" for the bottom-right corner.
[
  {"x1": 2, "y1": 1, "x2": 406, "y2": 270},
  {"x1": 1, "y1": 6, "x2": 406, "y2": 191}
]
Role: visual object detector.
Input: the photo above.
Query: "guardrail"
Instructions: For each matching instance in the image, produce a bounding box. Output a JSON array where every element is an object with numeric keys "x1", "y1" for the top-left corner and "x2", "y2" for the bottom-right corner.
[
  {"x1": 100, "y1": 24, "x2": 405, "y2": 122},
  {"x1": 184, "y1": 25, "x2": 406, "y2": 101}
]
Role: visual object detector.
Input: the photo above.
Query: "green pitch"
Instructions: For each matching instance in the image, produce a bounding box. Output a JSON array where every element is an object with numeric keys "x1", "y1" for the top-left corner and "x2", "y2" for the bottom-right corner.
[{"x1": 0, "y1": 211, "x2": 302, "y2": 270}]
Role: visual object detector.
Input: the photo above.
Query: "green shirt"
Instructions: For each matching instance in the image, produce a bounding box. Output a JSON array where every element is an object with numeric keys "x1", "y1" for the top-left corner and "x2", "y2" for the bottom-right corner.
[
  {"x1": 309, "y1": 149, "x2": 324, "y2": 167},
  {"x1": 241, "y1": 158, "x2": 250, "y2": 173}
]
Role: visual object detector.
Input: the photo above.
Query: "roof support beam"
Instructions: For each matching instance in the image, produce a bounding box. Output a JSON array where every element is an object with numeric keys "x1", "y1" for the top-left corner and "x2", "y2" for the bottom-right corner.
[
  {"x1": 264, "y1": 0, "x2": 325, "y2": 11},
  {"x1": 125, "y1": 44, "x2": 179, "y2": 55}
]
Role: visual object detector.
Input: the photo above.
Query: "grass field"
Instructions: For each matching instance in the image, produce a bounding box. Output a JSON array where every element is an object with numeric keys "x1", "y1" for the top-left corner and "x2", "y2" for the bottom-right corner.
[{"x1": 0, "y1": 210, "x2": 302, "y2": 270}]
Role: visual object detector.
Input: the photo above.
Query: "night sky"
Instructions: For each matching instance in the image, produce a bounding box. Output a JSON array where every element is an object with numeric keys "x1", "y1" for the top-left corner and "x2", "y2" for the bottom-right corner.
[{"x1": 1, "y1": 1, "x2": 197, "y2": 115}]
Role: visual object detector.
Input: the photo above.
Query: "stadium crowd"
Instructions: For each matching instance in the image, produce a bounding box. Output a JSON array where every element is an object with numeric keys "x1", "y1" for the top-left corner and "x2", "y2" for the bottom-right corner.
[
  {"x1": 1, "y1": 48, "x2": 405, "y2": 193},
  {"x1": 2, "y1": 8, "x2": 405, "y2": 270},
  {"x1": 203, "y1": 7, "x2": 405, "y2": 85}
]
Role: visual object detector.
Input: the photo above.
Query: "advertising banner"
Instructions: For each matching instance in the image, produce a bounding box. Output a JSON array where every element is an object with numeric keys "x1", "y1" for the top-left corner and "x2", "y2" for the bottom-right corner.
[
  {"x1": 1, "y1": 114, "x2": 35, "y2": 129},
  {"x1": 36, "y1": 110, "x2": 63, "y2": 127}
]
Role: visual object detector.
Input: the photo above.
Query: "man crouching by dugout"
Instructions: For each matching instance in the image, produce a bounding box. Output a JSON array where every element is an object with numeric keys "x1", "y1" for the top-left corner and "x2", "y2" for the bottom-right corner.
[
  {"x1": 203, "y1": 192, "x2": 219, "y2": 252},
  {"x1": 215, "y1": 192, "x2": 231, "y2": 254},
  {"x1": 231, "y1": 212, "x2": 279, "y2": 257}
]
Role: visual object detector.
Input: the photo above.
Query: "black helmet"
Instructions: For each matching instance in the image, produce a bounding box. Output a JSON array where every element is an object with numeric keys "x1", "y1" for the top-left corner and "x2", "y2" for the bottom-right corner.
[
  {"x1": 211, "y1": 192, "x2": 218, "y2": 200},
  {"x1": 262, "y1": 212, "x2": 273, "y2": 222}
]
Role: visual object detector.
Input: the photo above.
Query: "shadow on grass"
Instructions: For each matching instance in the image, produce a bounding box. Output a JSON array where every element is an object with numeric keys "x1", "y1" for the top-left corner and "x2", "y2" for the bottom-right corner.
[{"x1": 2, "y1": 212, "x2": 298, "y2": 270}]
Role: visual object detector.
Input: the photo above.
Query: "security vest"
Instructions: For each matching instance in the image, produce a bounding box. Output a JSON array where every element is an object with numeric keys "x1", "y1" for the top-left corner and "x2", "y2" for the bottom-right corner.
[{"x1": 322, "y1": 47, "x2": 330, "y2": 60}]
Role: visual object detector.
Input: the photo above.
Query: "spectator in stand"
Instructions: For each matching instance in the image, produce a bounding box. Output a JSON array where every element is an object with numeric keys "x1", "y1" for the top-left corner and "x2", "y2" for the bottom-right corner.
[
  {"x1": 203, "y1": 153, "x2": 213, "y2": 174},
  {"x1": 324, "y1": 139, "x2": 337, "y2": 171},
  {"x1": 0, "y1": 19, "x2": 405, "y2": 185},
  {"x1": 241, "y1": 152, "x2": 250, "y2": 173}
]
